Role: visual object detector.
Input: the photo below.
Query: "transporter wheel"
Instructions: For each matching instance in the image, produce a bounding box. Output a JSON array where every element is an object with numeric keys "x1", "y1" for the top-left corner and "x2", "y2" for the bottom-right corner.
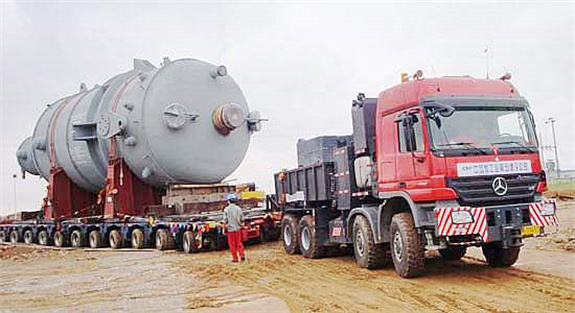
[
  {"x1": 259, "y1": 226, "x2": 269, "y2": 243},
  {"x1": 88, "y1": 230, "x2": 102, "y2": 248},
  {"x1": 155, "y1": 229, "x2": 175, "y2": 251},
  {"x1": 23, "y1": 230, "x2": 34, "y2": 244},
  {"x1": 10, "y1": 230, "x2": 22, "y2": 244},
  {"x1": 70, "y1": 230, "x2": 86, "y2": 248},
  {"x1": 298, "y1": 215, "x2": 325, "y2": 259},
  {"x1": 131, "y1": 229, "x2": 145, "y2": 249},
  {"x1": 439, "y1": 246, "x2": 467, "y2": 261},
  {"x1": 38, "y1": 230, "x2": 51, "y2": 246},
  {"x1": 109, "y1": 230, "x2": 123, "y2": 249},
  {"x1": 0, "y1": 231, "x2": 6, "y2": 243},
  {"x1": 183, "y1": 231, "x2": 200, "y2": 253},
  {"x1": 352, "y1": 215, "x2": 387, "y2": 269},
  {"x1": 389, "y1": 213, "x2": 425, "y2": 278},
  {"x1": 53, "y1": 231, "x2": 68, "y2": 247},
  {"x1": 281, "y1": 215, "x2": 300, "y2": 255},
  {"x1": 482, "y1": 244, "x2": 520, "y2": 267}
]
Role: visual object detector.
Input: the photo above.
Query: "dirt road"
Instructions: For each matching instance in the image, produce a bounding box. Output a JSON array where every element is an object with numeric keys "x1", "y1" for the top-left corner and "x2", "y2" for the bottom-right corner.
[{"x1": 1, "y1": 201, "x2": 574, "y2": 313}]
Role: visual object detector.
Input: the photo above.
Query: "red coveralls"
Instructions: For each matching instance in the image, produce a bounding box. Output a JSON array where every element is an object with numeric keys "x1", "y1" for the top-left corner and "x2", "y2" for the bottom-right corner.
[
  {"x1": 224, "y1": 203, "x2": 245, "y2": 262},
  {"x1": 226, "y1": 230, "x2": 245, "y2": 262}
]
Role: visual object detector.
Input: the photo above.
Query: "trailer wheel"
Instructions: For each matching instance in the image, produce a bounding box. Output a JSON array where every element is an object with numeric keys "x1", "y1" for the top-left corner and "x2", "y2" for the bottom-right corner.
[
  {"x1": 155, "y1": 229, "x2": 174, "y2": 251},
  {"x1": 389, "y1": 213, "x2": 425, "y2": 278},
  {"x1": 88, "y1": 230, "x2": 102, "y2": 248},
  {"x1": 281, "y1": 215, "x2": 300, "y2": 255},
  {"x1": 439, "y1": 246, "x2": 467, "y2": 261},
  {"x1": 10, "y1": 230, "x2": 21, "y2": 244},
  {"x1": 482, "y1": 244, "x2": 520, "y2": 267},
  {"x1": 23, "y1": 230, "x2": 34, "y2": 244},
  {"x1": 38, "y1": 230, "x2": 51, "y2": 245},
  {"x1": 259, "y1": 226, "x2": 268, "y2": 243},
  {"x1": 0, "y1": 231, "x2": 6, "y2": 243},
  {"x1": 352, "y1": 215, "x2": 387, "y2": 269},
  {"x1": 53, "y1": 231, "x2": 68, "y2": 247},
  {"x1": 182, "y1": 231, "x2": 200, "y2": 253},
  {"x1": 70, "y1": 230, "x2": 85, "y2": 248},
  {"x1": 131, "y1": 229, "x2": 145, "y2": 249},
  {"x1": 298, "y1": 215, "x2": 325, "y2": 259},
  {"x1": 109, "y1": 230, "x2": 123, "y2": 249}
]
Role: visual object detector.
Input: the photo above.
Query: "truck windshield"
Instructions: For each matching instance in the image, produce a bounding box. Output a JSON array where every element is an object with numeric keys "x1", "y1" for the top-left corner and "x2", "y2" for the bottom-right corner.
[{"x1": 426, "y1": 106, "x2": 538, "y2": 153}]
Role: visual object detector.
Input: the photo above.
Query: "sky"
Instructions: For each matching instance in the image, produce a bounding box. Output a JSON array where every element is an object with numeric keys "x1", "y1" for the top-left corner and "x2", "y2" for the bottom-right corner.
[{"x1": 0, "y1": 1, "x2": 574, "y2": 215}]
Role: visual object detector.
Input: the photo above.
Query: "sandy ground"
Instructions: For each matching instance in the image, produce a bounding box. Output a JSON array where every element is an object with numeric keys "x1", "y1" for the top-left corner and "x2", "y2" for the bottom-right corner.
[{"x1": 1, "y1": 201, "x2": 574, "y2": 313}]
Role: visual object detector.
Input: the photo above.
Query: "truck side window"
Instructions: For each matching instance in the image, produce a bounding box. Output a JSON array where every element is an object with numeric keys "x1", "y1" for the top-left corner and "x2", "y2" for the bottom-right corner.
[{"x1": 398, "y1": 114, "x2": 424, "y2": 152}]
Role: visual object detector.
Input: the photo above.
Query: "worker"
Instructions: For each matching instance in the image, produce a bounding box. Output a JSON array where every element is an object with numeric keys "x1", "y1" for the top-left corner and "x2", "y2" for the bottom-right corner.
[{"x1": 223, "y1": 193, "x2": 246, "y2": 262}]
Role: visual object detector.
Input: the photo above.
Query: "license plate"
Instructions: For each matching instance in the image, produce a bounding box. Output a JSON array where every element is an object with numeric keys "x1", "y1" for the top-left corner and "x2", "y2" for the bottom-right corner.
[{"x1": 521, "y1": 225, "x2": 541, "y2": 236}]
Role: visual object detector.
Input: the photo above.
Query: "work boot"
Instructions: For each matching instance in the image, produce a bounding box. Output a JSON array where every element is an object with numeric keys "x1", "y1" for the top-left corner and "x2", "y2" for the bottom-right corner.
[
  {"x1": 241, "y1": 257, "x2": 245, "y2": 261},
  {"x1": 231, "y1": 259, "x2": 239, "y2": 263}
]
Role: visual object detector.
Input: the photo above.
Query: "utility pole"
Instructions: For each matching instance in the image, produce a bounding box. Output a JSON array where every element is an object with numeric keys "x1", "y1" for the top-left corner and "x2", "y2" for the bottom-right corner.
[
  {"x1": 545, "y1": 118, "x2": 560, "y2": 176},
  {"x1": 12, "y1": 174, "x2": 17, "y2": 212}
]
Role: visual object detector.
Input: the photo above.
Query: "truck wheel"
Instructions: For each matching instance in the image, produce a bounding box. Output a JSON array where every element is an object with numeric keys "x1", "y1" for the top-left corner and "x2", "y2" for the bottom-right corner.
[
  {"x1": 182, "y1": 231, "x2": 201, "y2": 253},
  {"x1": 70, "y1": 230, "x2": 85, "y2": 248},
  {"x1": 439, "y1": 246, "x2": 467, "y2": 261},
  {"x1": 281, "y1": 215, "x2": 300, "y2": 255},
  {"x1": 53, "y1": 231, "x2": 68, "y2": 247},
  {"x1": 352, "y1": 215, "x2": 387, "y2": 269},
  {"x1": 23, "y1": 230, "x2": 34, "y2": 244},
  {"x1": 155, "y1": 229, "x2": 174, "y2": 251},
  {"x1": 298, "y1": 215, "x2": 325, "y2": 259},
  {"x1": 389, "y1": 213, "x2": 425, "y2": 278},
  {"x1": 9, "y1": 230, "x2": 21, "y2": 244},
  {"x1": 88, "y1": 230, "x2": 102, "y2": 248},
  {"x1": 131, "y1": 229, "x2": 145, "y2": 249},
  {"x1": 482, "y1": 244, "x2": 520, "y2": 267},
  {"x1": 109, "y1": 230, "x2": 123, "y2": 249}
]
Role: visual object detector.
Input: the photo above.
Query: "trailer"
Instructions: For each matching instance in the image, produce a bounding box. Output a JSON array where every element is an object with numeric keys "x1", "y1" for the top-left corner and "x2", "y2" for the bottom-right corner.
[{"x1": 275, "y1": 73, "x2": 559, "y2": 278}]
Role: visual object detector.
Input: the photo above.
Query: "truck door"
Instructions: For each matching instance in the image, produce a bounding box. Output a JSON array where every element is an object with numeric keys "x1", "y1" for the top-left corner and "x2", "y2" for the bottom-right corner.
[{"x1": 395, "y1": 112, "x2": 416, "y2": 189}]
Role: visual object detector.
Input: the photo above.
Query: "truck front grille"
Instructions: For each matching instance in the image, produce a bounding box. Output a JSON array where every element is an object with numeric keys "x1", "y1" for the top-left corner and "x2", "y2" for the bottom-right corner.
[{"x1": 447, "y1": 174, "x2": 539, "y2": 206}]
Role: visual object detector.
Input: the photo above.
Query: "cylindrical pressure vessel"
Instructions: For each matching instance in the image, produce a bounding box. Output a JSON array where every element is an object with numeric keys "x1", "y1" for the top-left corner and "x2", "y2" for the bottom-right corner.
[{"x1": 16, "y1": 58, "x2": 262, "y2": 192}]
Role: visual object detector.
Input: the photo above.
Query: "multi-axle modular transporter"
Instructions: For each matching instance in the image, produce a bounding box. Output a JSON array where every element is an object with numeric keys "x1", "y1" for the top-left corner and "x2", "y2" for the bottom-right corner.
[
  {"x1": 275, "y1": 72, "x2": 558, "y2": 277},
  {"x1": 1, "y1": 57, "x2": 281, "y2": 252}
]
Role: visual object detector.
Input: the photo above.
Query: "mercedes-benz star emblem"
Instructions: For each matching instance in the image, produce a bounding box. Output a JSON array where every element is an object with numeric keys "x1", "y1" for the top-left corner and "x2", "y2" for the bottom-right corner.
[{"x1": 492, "y1": 177, "x2": 508, "y2": 196}]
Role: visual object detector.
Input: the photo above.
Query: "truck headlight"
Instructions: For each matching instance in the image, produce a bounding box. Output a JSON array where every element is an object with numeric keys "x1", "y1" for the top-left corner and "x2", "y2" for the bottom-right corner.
[
  {"x1": 540, "y1": 202, "x2": 555, "y2": 216},
  {"x1": 451, "y1": 211, "x2": 473, "y2": 224}
]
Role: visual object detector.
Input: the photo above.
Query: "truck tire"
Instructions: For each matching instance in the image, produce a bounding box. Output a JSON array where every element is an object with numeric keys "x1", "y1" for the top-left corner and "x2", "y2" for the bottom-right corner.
[
  {"x1": 10, "y1": 230, "x2": 21, "y2": 244},
  {"x1": 109, "y1": 229, "x2": 123, "y2": 249},
  {"x1": 131, "y1": 229, "x2": 145, "y2": 249},
  {"x1": 53, "y1": 231, "x2": 68, "y2": 247},
  {"x1": 70, "y1": 230, "x2": 85, "y2": 248},
  {"x1": 298, "y1": 215, "x2": 325, "y2": 259},
  {"x1": 88, "y1": 230, "x2": 102, "y2": 248},
  {"x1": 352, "y1": 215, "x2": 387, "y2": 269},
  {"x1": 23, "y1": 230, "x2": 34, "y2": 244},
  {"x1": 155, "y1": 229, "x2": 174, "y2": 251},
  {"x1": 38, "y1": 230, "x2": 51, "y2": 246},
  {"x1": 389, "y1": 213, "x2": 425, "y2": 278},
  {"x1": 281, "y1": 215, "x2": 300, "y2": 255},
  {"x1": 182, "y1": 230, "x2": 201, "y2": 253},
  {"x1": 482, "y1": 244, "x2": 520, "y2": 267},
  {"x1": 439, "y1": 246, "x2": 467, "y2": 261}
]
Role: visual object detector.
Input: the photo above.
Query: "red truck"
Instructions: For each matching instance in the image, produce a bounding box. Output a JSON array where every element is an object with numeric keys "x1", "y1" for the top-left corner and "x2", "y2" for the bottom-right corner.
[{"x1": 274, "y1": 72, "x2": 558, "y2": 277}]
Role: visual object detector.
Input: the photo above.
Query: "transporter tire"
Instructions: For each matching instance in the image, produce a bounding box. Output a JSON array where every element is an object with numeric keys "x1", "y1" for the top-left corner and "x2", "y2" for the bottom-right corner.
[
  {"x1": 70, "y1": 230, "x2": 86, "y2": 248},
  {"x1": 10, "y1": 230, "x2": 21, "y2": 244},
  {"x1": 53, "y1": 231, "x2": 68, "y2": 247},
  {"x1": 88, "y1": 230, "x2": 102, "y2": 248},
  {"x1": 482, "y1": 245, "x2": 520, "y2": 267},
  {"x1": 352, "y1": 215, "x2": 387, "y2": 269},
  {"x1": 155, "y1": 229, "x2": 175, "y2": 251},
  {"x1": 0, "y1": 231, "x2": 6, "y2": 243},
  {"x1": 182, "y1": 230, "x2": 201, "y2": 253},
  {"x1": 298, "y1": 215, "x2": 325, "y2": 259},
  {"x1": 281, "y1": 215, "x2": 300, "y2": 255},
  {"x1": 439, "y1": 246, "x2": 467, "y2": 261},
  {"x1": 131, "y1": 229, "x2": 145, "y2": 249},
  {"x1": 23, "y1": 230, "x2": 34, "y2": 244},
  {"x1": 38, "y1": 230, "x2": 51, "y2": 246},
  {"x1": 389, "y1": 213, "x2": 425, "y2": 278},
  {"x1": 109, "y1": 230, "x2": 123, "y2": 249}
]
